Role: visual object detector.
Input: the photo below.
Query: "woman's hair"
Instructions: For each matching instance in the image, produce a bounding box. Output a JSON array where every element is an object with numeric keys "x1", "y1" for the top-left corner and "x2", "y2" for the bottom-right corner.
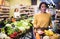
[
  {"x1": 14, "y1": 8, "x2": 19, "y2": 12},
  {"x1": 39, "y1": 2, "x2": 48, "y2": 9}
]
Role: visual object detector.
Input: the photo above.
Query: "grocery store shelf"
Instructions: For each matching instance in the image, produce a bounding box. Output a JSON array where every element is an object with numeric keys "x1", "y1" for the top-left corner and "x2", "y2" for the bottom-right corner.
[
  {"x1": 1, "y1": 6, "x2": 10, "y2": 9},
  {"x1": 0, "y1": 16, "x2": 9, "y2": 18},
  {"x1": 0, "y1": 11, "x2": 9, "y2": 12},
  {"x1": 20, "y1": 5, "x2": 34, "y2": 16},
  {"x1": 20, "y1": 13, "x2": 28, "y2": 14},
  {"x1": 0, "y1": 6, "x2": 10, "y2": 20},
  {"x1": 0, "y1": 13, "x2": 9, "y2": 15},
  {"x1": 20, "y1": 9, "x2": 34, "y2": 11}
]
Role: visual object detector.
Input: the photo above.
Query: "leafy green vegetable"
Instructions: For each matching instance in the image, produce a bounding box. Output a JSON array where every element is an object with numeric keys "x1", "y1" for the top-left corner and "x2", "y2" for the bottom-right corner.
[
  {"x1": 7, "y1": 30, "x2": 14, "y2": 35},
  {"x1": 18, "y1": 26, "x2": 26, "y2": 32},
  {"x1": 4, "y1": 26, "x2": 14, "y2": 35},
  {"x1": 1, "y1": 28, "x2": 5, "y2": 33},
  {"x1": 14, "y1": 27, "x2": 20, "y2": 32}
]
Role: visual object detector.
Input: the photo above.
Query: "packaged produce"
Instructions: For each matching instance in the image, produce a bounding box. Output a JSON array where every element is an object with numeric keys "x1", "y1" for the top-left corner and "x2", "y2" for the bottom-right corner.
[
  {"x1": 44, "y1": 30, "x2": 54, "y2": 36},
  {"x1": 50, "y1": 34, "x2": 59, "y2": 39},
  {"x1": 43, "y1": 36, "x2": 50, "y2": 39},
  {"x1": 0, "y1": 33, "x2": 10, "y2": 39}
]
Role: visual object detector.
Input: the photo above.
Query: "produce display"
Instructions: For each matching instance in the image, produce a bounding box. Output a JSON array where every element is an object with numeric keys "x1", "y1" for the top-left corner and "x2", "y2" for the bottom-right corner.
[
  {"x1": 0, "y1": 17, "x2": 33, "y2": 38},
  {"x1": 36, "y1": 29, "x2": 60, "y2": 39},
  {"x1": 0, "y1": 16, "x2": 60, "y2": 39}
]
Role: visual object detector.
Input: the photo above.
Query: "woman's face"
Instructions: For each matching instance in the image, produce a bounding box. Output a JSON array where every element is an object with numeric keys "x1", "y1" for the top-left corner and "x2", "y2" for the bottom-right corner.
[{"x1": 40, "y1": 4, "x2": 47, "y2": 13}]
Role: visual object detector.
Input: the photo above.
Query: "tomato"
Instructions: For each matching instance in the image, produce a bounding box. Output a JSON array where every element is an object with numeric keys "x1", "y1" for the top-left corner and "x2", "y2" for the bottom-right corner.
[
  {"x1": 10, "y1": 34, "x2": 15, "y2": 38},
  {"x1": 13, "y1": 32, "x2": 18, "y2": 36}
]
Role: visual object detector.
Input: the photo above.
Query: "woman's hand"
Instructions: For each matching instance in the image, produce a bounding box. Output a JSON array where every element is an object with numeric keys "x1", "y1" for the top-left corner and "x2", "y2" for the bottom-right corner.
[
  {"x1": 37, "y1": 29, "x2": 44, "y2": 34},
  {"x1": 34, "y1": 29, "x2": 37, "y2": 33},
  {"x1": 34, "y1": 25, "x2": 39, "y2": 29}
]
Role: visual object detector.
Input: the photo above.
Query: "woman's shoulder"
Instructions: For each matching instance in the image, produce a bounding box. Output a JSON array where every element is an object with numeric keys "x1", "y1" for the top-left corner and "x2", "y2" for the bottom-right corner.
[
  {"x1": 46, "y1": 12, "x2": 52, "y2": 17},
  {"x1": 34, "y1": 13, "x2": 40, "y2": 17},
  {"x1": 35, "y1": 13, "x2": 41, "y2": 16}
]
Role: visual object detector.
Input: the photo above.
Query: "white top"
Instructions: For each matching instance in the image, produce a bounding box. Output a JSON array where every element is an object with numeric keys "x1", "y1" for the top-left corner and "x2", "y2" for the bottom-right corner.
[{"x1": 14, "y1": 12, "x2": 20, "y2": 18}]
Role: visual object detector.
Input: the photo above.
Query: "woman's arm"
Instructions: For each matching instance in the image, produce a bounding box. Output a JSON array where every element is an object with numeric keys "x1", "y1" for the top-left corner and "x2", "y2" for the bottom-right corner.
[{"x1": 33, "y1": 15, "x2": 39, "y2": 28}]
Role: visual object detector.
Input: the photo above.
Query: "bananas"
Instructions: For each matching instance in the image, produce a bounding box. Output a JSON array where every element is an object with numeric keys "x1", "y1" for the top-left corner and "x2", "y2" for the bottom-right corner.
[{"x1": 44, "y1": 30, "x2": 54, "y2": 36}]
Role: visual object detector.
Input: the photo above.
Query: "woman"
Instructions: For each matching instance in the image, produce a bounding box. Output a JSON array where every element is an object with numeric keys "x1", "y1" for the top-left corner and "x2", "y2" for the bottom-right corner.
[
  {"x1": 14, "y1": 8, "x2": 20, "y2": 18},
  {"x1": 33, "y1": 2, "x2": 52, "y2": 29},
  {"x1": 33, "y1": 2, "x2": 52, "y2": 39}
]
